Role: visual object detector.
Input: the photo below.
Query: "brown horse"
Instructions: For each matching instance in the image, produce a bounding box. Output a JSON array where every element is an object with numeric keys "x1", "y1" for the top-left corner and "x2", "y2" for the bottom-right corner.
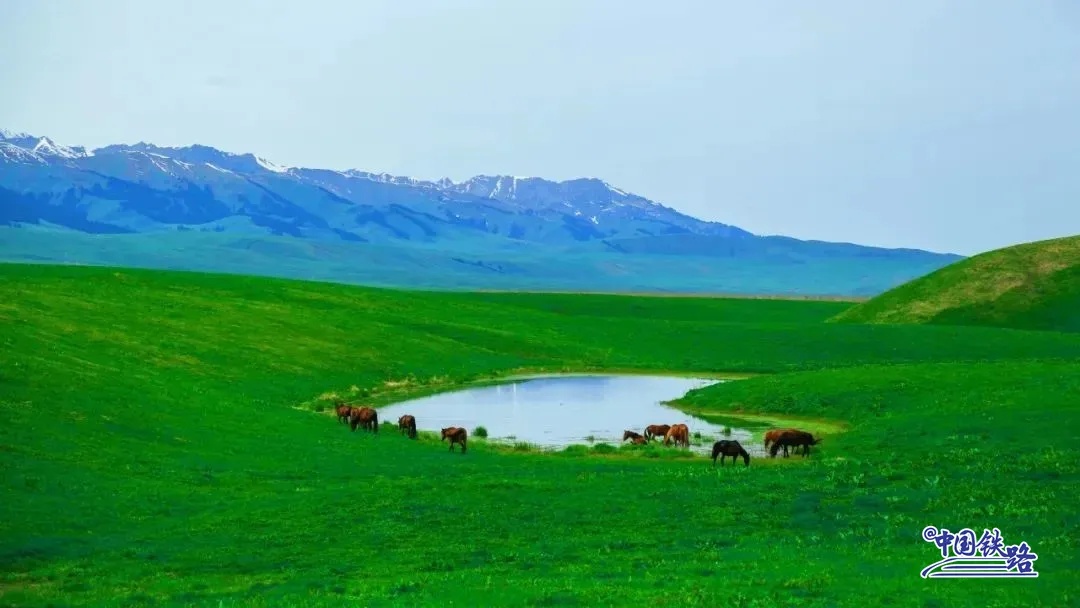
[
  {"x1": 398, "y1": 415, "x2": 417, "y2": 439},
  {"x1": 335, "y1": 402, "x2": 353, "y2": 425},
  {"x1": 711, "y1": 440, "x2": 750, "y2": 467},
  {"x1": 764, "y1": 428, "x2": 801, "y2": 455},
  {"x1": 644, "y1": 424, "x2": 671, "y2": 442},
  {"x1": 663, "y1": 423, "x2": 690, "y2": 448},
  {"x1": 769, "y1": 429, "x2": 820, "y2": 458},
  {"x1": 623, "y1": 430, "x2": 646, "y2": 443},
  {"x1": 441, "y1": 427, "x2": 467, "y2": 453},
  {"x1": 349, "y1": 406, "x2": 379, "y2": 433}
]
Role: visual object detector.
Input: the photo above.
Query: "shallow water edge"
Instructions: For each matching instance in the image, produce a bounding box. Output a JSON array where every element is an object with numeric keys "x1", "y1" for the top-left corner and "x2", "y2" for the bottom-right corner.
[{"x1": 376, "y1": 372, "x2": 770, "y2": 456}]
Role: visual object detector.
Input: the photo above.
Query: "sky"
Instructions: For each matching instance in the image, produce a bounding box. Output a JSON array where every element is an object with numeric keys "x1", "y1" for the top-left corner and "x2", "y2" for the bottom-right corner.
[{"x1": 2, "y1": 0, "x2": 1078, "y2": 256}]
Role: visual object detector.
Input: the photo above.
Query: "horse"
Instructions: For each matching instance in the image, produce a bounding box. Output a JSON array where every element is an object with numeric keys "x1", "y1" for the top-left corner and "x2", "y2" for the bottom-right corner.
[
  {"x1": 765, "y1": 429, "x2": 817, "y2": 458},
  {"x1": 623, "y1": 430, "x2": 646, "y2": 443},
  {"x1": 644, "y1": 424, "x2": 671, "y2": 442},
  {"x1": 335, "y1": 402, "x2": 353, "y2": 425},
  {"x1": 398, "y1": 415, "x2": 417, "y2": 439},
  {"x1": 768, "y1": 429, "x2": 820, "y2": 458},
  {"x1": 441, "y1": 427, "x2": 467, "y2": 454},
  {"x1": 663, "y1": 423, "x2": 690, "y2": 448},
  {"x1": 711, "y1": 440, "x2": 750, "y2": 467},
  {"x1": 764, "y1": 428, "x2": 801, "y2": 455},
  {"x1": 349, "y1": 406, "x2": 379, "y2": 433}
]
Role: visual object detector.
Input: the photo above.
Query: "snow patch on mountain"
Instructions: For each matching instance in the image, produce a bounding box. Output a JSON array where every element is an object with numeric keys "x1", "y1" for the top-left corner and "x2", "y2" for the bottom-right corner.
[
  {"x1": 255, "y1": 156, "x2": 289, "y2": 173},
  {"x1": 0, "y1": 129, "x2": 33, "y2": 141},
  {"x1": 31, "y1": 136, "x2": 90, "y2": 159},
  {"x1": 205, "y1": 163, "x2": 235, "y2": 175},
  {"x1": 0, "y1": 142, "x2": 47, "y2": 164}
]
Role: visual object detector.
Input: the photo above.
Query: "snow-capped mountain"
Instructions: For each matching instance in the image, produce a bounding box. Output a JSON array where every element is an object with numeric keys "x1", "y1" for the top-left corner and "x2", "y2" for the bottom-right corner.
[
  {"x1": 1, "y1": 130, "x2": 90, "y2": 161},
  {"x1": 0, "y1": 127, "x2": 960, "y2": 297},
  {"x1": 0, "y1": 129, "x2": 758, "y2": 245}
]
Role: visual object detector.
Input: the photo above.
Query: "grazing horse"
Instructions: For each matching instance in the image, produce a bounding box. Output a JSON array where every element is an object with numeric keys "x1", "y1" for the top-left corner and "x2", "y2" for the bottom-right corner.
[
  {"x1": 663, "y1": 423, "x2": 690, "y2": 448},
  {"x1": 441, "y1": 427, "x2": 468, "y2": 454},
  {"x1": 644, "y1": 424, "x2": 671, "y2": 442},
  {"x1": 764, "y1": 428, "x2": 802, "y2": 455},
  {"x1": 349, "y1": 406, "x2": 379, "y2": 433},
  {"x1": 398, "y1": 414, "x2": 417, "y2": 439},
  {"x1": 711, "y1": 440, "x2": 750, "y2": 467},
  {"x1": 623, "y1": 430, "x2": 646, "y2": 443},
  {"x1": 335, "y1": 403, "x2": 353, "y2": 425},
  {"x1": 769, "y1": 429, "x2": 820, "y2": 458}
]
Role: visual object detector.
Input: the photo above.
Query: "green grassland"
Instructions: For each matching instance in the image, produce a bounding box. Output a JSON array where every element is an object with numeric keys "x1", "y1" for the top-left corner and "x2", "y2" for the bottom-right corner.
[
  {"x1": 2, "y1": 263, "x2": 1079, "y2": 606},
  {"x1": 832, "y1": 234, "x2": 1080, "y2": 332}
]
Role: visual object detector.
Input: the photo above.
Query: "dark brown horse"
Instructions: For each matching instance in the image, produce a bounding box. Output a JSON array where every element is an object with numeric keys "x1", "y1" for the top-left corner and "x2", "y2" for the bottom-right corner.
[
  {"x1": 664, "y1": 423, "x2": 690, "y2": 448},
  {"x1": 349, "y1": 406, "x2": 379, "y2": 433},
  {"x1": 398, "y1": 414, "x2": 417, "y2": 439},
  {"x1": 623, "y1": 430, "x2": 646, "y2": 443},
  {"x1": 644, "y1": 424, "x2": 671, "y2": 442},
  {"x1": 441, "y1": 427, "x2": 467, "y2": 453},
  {"x1": 768, "y1": 429, "x2": 820, "y2": 458},
  {"x1": 764, "y1": 428, "x2": 803, "y2": 455},
  {"x1": 711, "y1": 440, "x2": 750, "y2": 467},
  {"x1": 335, "y1": 402, "x2": 354, "y2": 424}
]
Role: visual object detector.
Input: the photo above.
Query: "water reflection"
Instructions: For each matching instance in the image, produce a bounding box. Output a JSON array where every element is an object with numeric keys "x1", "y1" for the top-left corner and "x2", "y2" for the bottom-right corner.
[{"x1": 378, "y1": 374, "x2": 757, "y2": 455}]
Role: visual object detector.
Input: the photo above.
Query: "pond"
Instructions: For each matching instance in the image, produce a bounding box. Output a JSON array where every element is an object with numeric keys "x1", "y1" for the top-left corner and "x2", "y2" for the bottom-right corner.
[{"x1": 377, "y1": 373, "x2": 761, "y2": 456}]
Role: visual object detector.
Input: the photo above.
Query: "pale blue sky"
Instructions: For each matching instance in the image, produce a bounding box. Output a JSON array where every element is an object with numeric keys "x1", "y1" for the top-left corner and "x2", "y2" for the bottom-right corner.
[{"x1": 3, "y1": 0, "x2": 1079, "y2": 255}]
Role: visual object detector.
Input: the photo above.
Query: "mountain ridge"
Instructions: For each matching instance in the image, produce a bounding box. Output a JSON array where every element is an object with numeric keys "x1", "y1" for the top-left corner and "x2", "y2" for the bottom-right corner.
[{"x1": 0, "y1": 127, "x2": 964, "y2": 296}]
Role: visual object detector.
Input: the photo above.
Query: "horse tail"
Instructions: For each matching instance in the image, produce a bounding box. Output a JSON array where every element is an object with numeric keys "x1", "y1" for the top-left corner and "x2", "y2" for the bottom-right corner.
[{"x1": 373, "y1": 411, "x2": 379, "y2": 433}]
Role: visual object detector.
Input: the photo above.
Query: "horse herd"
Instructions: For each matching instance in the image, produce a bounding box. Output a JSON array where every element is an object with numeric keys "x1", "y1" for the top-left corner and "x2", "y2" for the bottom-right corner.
[
  {"x1": 621, "y1": 424, "x2": 821, "y2": 467},
  {"x1": 335, "y1": 402, "x2": 468, "y2": 453},
  {"x1": 334, "y1": 402, "x2": 822, "y2": 466}
]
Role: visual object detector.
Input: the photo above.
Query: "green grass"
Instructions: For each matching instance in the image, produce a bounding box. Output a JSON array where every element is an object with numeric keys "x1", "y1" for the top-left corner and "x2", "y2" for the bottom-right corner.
[
  {"x1": 832, "y1": 234, "x2": 1080, "y2": 332},
  {"x1": 2, "y1": 263, "x2": 1079, "y2": 606}
]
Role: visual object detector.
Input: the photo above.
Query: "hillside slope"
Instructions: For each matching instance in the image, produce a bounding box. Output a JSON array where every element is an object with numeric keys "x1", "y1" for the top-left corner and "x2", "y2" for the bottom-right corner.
[
  {"x1": 830, "y1": 234, "x2": 1080, "y2": 331},
  {"x1": 6, "y1": 264, "x2": 1080, "y2": 604},
  {"x1": 2, "y1": 263, "x2": 1078, "y2": 606}
]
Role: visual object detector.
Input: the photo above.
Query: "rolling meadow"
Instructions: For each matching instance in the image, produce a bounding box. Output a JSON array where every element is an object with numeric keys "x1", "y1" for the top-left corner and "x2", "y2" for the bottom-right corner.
[{"x1": 2, "y1": 260, "x2": 1079, "y2": 607}]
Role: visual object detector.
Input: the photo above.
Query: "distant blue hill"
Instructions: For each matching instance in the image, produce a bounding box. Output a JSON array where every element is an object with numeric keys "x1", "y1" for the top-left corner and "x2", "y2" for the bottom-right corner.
[{"x1": 0, "y1": 128, "x2": 963, "y2": 296}]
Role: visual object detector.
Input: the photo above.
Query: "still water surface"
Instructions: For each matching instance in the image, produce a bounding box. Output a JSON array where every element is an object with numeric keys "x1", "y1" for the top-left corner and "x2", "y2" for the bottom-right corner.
[{"x1": 379, "y1": 374, "x2": 757, "y2": 455}]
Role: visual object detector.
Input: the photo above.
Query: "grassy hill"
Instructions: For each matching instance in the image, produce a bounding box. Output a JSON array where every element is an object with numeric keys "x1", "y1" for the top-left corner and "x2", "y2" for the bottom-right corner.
[
  {"x1": 2, "y1": 263, "x2": 1078, "y2": 606},
  {"x1": 830, "y1": 234, "x2": 1080, "y2": 331}
]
